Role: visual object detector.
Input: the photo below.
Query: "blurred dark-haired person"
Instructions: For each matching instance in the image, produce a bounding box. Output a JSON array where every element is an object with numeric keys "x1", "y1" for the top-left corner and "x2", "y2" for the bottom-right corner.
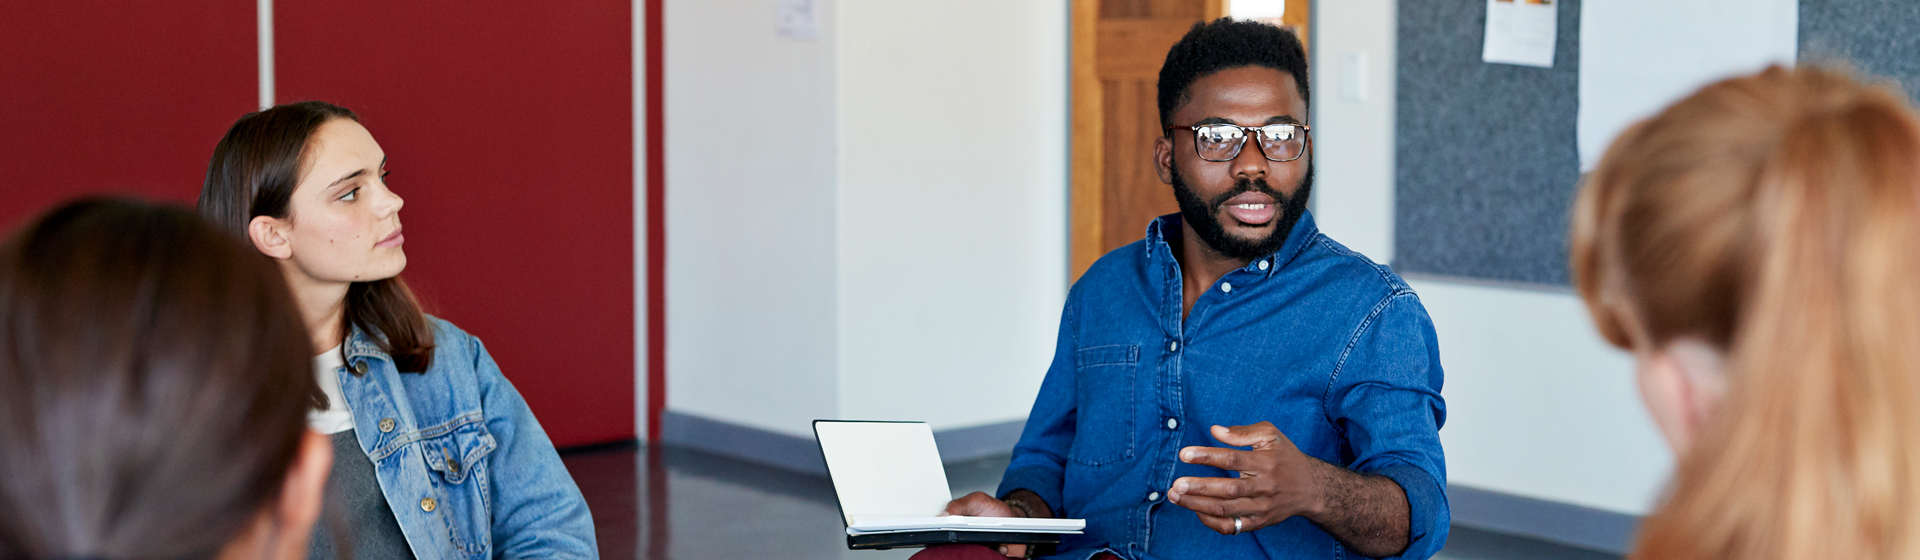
[
  {"x1": 926, "y1": 18, "x2": 1447, "y2": 560},
  {"x1": 0, "y1": 198, "x2": 331, "y2": 560},
  {"x1": 1574, "y1": 65, "x2": 1920, "y2": 560},
  {"x1": 201, "y1": 101, "x2": 596, "y2": 560}
]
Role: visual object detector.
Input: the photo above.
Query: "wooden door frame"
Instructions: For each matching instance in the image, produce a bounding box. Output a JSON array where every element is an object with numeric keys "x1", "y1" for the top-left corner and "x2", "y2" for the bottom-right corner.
[{"x1": 1069, "y1": 0, "x2": 1229, "y2": 281}]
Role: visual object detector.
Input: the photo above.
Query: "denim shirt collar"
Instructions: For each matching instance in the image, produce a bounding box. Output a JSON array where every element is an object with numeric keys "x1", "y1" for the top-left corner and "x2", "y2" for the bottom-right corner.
[{"x1": 1143, "y1": 209, "x2": 1320, "y2": 281}]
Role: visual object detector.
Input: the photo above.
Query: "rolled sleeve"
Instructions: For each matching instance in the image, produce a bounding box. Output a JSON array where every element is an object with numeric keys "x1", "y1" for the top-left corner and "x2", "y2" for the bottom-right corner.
[{"x1": 1326, "y1": 292, "x2": 1449, "y2": 559}]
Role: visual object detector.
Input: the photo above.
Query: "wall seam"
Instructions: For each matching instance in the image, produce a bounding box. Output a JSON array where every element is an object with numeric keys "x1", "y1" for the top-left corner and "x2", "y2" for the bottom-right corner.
[{"x1": 257, "y1": 0, "x2": 273, "y2": 108}]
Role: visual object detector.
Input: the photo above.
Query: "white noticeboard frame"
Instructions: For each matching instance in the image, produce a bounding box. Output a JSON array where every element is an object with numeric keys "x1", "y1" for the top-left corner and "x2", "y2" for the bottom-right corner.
[{"x1": 1577, "y1": 0, "x2": 1798, "y2": 170}]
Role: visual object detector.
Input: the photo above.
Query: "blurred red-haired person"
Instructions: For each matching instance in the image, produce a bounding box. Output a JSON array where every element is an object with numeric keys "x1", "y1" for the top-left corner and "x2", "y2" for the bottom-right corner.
[{"x1": 1573, "y1": 65, "x2": 1920, "y2": 559}]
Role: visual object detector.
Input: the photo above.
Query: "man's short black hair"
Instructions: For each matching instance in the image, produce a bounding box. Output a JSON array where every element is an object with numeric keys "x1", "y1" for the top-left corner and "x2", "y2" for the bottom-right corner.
[{"x1": 1157, "y1": 18, "x2": 1310, "y2": 129}]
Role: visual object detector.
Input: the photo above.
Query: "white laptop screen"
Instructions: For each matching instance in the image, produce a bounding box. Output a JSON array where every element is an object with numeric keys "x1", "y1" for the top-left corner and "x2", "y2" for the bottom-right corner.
[{"x1": 814, "y1": 421, "x2": 954, "y2": 525}]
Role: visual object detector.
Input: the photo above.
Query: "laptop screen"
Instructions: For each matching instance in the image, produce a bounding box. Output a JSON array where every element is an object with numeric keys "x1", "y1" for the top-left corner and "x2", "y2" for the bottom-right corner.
[{"x1": 814, "y1": 420, "x2": 954, "y2": 525}]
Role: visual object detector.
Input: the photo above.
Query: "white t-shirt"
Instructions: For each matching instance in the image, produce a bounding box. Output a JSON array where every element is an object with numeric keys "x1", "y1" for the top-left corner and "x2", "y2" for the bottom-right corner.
[{"x1": 309, "y1": 344, "x2": 355, "y2": 434}]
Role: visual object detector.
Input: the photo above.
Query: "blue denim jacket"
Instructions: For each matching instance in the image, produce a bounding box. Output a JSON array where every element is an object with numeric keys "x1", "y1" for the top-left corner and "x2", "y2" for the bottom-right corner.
[
  {"x1": 998, "y1": 212, "x2": 1448, "y2": 560},
  {"x1": 335, "y1": 317, "x2": 597, "y2": 559}
]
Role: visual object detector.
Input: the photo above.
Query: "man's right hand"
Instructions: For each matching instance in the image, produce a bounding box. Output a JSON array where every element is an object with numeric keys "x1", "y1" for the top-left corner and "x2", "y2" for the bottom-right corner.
[
  {"x1": 944, "y1": 491, "x2": 1019, "y2": 517},
  {"x1": 941, "y1": 491, "x2": 1050, "y2": 558}
]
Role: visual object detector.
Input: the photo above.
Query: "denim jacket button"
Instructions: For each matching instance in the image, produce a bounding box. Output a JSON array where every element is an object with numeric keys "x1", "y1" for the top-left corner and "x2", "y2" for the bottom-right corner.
[
  {"x1": 379, "y1": 418, "x2": 396, "y2": 433},
  {"x1": 420, "y1": 497, "x2": 437, "y2": 512},
  {"x1": 447, "y1": 458, "x2": 460, "y2": 472},
  {"x1": 352, "y1": 361, "x2": 369, "y2": 375}
]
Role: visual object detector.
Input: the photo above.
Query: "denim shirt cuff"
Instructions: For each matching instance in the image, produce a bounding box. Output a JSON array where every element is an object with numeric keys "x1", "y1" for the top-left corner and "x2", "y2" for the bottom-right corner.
[
  {"x1": 996, "y1": 465, "x2": 1066, "y2": 517},
  {"x1": 1368, "y1": 462, "x2": 1450, "y2": 560}
]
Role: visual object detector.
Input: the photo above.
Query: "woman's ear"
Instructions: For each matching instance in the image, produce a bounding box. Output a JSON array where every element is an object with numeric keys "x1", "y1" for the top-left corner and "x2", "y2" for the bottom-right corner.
[
  {"x1": 1636, "y1": 338, "x2": 1728, "y2": 457},
  {"x1": 270, "y1": 430, "x2": 332, "y2": 560},
  {"x1": 248, "y1": 216, "x2": 292, "y2": 259},
  {"x1": 214, "y1": 430, "x2": 331, "y2": 560}
]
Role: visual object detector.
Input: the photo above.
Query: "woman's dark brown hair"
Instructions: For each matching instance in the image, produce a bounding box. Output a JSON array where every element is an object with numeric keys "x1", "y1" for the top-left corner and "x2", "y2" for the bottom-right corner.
[
  {"x1": 0, "y1": 198, "x2": 316, "y2": 559},
  {"x1": 200, "y1": 101, "x2": 435, "y2": 373}
]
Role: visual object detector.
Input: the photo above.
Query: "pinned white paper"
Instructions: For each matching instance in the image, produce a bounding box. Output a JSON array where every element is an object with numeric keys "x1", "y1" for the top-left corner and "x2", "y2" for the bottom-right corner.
[
  {"x1": 1482, "y1": 0, "x2": 1558, "y2": 68},
  {"x1": 1576, "y1": 0, "x2": 1797, "y2": 170},
  {"x1": 777, "y1": 0, "x2": 818, "y2": 41}
]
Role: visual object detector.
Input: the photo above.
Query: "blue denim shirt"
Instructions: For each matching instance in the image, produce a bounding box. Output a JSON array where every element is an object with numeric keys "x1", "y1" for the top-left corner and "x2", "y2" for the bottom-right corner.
[
  {"x1": 335, "y1": 316, "x2": 598, "y2": 559},
  {"x1": 998, "y1": 212, "x2": 1448, "y2": 560}
]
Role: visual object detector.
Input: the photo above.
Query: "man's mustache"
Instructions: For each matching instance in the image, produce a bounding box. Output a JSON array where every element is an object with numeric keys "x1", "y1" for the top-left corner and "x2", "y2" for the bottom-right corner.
[{"x1": 1207, "y1": 179, "x2": 1286, "y2": 210}]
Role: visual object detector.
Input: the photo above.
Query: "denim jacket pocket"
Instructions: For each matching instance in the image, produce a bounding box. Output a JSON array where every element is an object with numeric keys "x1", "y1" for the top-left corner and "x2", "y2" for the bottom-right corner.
[
  {"x1": 1070, "y1": 344, "x2": 1139, "y2": 466},
  {"x1": 418, "y1": 419, "x2": 497, "y2": 556}
]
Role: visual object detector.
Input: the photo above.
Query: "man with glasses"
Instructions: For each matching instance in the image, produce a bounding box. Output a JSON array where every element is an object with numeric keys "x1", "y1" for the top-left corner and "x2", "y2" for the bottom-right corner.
[{"x1": 926, "y1": 18, "x2": 1448, "y2": 560}]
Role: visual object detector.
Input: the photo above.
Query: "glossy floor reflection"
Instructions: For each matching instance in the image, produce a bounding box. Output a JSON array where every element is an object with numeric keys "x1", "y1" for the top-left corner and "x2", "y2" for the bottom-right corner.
[{"x1": 560, "y1": 443, "x2": 1620, "y2": 560}]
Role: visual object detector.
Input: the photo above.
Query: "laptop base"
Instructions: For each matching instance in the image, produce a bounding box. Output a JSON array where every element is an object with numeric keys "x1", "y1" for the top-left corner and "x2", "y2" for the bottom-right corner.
[{"x1": 847, "y1": 530, "x2": 1063, "y2": 551}]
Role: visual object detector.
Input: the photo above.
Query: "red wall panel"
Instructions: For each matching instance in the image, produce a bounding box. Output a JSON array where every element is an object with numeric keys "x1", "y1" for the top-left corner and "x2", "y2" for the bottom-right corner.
[
  {"x1": 276, "y1": 1, "x2": 634, "y2": 446},
  {"x1": 0, "y1": 1, "x2": 256, "y2": 230}
]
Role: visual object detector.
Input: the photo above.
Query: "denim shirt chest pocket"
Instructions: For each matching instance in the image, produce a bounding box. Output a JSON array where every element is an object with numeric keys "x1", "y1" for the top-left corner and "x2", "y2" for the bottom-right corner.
[
  {"x1": 1070, "y1": 343, "x2": 1139, "y2": 466},
  {"x1": 415, "y1": 416, "x2": 498, "y2": 556}
]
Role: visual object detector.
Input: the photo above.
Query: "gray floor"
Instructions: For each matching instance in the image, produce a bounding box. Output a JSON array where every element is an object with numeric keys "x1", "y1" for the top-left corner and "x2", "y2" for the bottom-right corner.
[{"x1": 560, "y1": 444, "x2": 1621, "y2": 560}]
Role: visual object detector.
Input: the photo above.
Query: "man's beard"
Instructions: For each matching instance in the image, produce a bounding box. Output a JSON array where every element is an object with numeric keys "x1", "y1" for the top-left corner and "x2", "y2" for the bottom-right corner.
[{"x1": 1168, "y1": 159, "x2": 1314, "y2": 261}]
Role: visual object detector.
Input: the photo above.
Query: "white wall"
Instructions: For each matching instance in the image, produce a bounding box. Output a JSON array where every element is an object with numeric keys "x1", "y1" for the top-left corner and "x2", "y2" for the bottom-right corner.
[
  {"x1": 665, "y1": 0, "x2": 844, "y2": 437},
  {"x1": 834, "y1": 0, "x2": 1067, "y2": 430},
  {"x1": 1311, "y1": 0, "x2": 1671, "y2": 515},
  {"x1": 663, "y1": 0, "x2": 1067, "y2": 439},
  {"x1": 1309, "y1": 0, "x2": 1395, "y2": 260}
]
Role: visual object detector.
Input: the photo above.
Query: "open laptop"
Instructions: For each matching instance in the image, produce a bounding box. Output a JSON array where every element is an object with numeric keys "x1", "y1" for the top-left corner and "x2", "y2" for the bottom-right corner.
[{"x1": 813, "y1": 420, "x2": 1085, "y2": 550}]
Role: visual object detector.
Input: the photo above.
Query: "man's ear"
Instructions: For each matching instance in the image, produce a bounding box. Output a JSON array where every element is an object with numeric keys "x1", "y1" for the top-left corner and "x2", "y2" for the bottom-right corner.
[
  {"x1": 1153, "y1": 133, "x2": 1175, "y2": 185},
  {"x1": 248, "y1": 216, "x2": 293, "y2": 259}
]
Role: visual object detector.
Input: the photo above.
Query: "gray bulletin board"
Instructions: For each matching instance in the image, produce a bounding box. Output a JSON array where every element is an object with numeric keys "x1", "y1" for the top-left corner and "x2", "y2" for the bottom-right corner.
[
  {"x1": 1393, "y1": 0, "x2": 1920, "y2": 287},
  {"x1": 1800, "y1": 1, "x2": 1920, "y2": 98},
  {"x1": 1394, "y1": 0, "x2": 1583, "y2": 287}
]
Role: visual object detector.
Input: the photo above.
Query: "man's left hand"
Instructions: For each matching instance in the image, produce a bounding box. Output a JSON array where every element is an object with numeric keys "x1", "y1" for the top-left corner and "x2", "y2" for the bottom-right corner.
[{"x1": 1165, "y1": 422, "x2": 1327, "y2": 535}]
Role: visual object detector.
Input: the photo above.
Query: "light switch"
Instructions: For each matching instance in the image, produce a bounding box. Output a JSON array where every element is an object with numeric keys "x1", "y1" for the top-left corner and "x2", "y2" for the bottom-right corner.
[{"x1": 1341, "y1": 52, "x2": 1368, "y2": 103}]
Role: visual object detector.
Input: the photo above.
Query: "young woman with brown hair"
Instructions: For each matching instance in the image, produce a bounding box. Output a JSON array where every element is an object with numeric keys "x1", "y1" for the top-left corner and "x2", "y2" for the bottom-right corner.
[
  {"x1": 201, "y1": 101, "x2": 596, "y2": 559},
  {"x1": 1573, "y1": 65, "x2": 1920, "y2": 559},
  {"x1": 0, "y1": 199, "x2": 331, "y2": 560}
]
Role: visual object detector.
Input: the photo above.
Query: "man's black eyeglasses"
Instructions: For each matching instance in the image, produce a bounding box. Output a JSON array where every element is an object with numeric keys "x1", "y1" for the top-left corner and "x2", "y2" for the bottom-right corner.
[{"x1": 1165, "y1": 122, "x2": 1311, "y2": 162}]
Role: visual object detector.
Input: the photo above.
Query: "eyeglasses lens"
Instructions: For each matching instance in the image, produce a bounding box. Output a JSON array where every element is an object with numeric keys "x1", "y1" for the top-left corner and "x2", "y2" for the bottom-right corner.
[
  {"x1": 1194, "y1": 125, "x2": 1245, "y2": 161},
  {"x1": 1257, "y1": 125, "x2": 1304, "y2": 161},
  {"x1": 1193, "y1": 124, "x2": 1305, "y2": 162}
]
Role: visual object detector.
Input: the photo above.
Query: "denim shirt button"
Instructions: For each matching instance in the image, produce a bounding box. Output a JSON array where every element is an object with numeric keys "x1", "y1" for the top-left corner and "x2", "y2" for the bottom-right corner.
[
  {"x1": 1168, "y1": 341, "x2": 1179, "y2": 352},
  {"x1": 1258, "y1": 259, "x2": 1270, "y2": 271},
  {"x1": 1221, "y1": 282, "x2": 1233, "y2": 293},
  {"x1": 1166, "y1": 418, "x2": 1178, "y2": 430},
  {"x1": 1146, "y1": 492, "x2": 1160, "y2": 502}
]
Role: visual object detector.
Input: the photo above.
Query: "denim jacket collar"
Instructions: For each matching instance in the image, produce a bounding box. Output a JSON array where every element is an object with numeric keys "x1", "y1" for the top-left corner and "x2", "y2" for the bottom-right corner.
[{"x1": 344, "y1": 324, "x2": 389, "y2": 363}]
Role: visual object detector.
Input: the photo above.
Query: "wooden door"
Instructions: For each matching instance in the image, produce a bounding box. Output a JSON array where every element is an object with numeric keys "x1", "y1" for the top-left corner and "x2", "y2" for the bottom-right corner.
[{"x1": 1069, "y1": 0, "x2": 1311, "y2": 280}]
